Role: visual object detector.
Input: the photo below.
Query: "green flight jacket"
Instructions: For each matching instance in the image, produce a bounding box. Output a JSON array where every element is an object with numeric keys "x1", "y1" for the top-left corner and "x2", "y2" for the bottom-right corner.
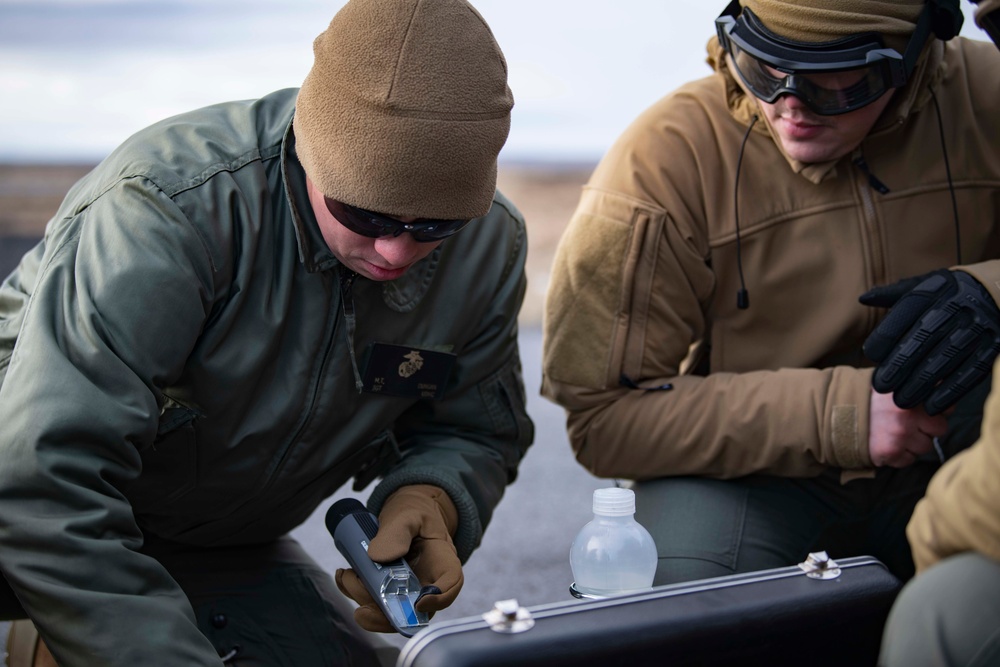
[{"x1": 0, "y1": 88, "x2": 533, "y2": 665}]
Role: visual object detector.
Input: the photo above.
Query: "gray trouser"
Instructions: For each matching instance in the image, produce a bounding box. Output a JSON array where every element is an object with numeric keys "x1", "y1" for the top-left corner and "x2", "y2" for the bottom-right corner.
[
  {"x1": 631, "y1": 377, "x2": 990, "y2": 586},
  {"x1": 879, "y1": 552, "x2": 1000, "y2": 667},
  {"x1": 1, "y1": 536, "x2": 390, "y2": 667},
  {"x1": 633, "y1": 462, "x2": 939, "y2": 585}
]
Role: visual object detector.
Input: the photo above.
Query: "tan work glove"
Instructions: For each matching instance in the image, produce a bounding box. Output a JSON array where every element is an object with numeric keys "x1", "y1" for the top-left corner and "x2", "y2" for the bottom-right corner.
[{"x1": 335, "y1": 484, "x2": 463, "y2": 632}]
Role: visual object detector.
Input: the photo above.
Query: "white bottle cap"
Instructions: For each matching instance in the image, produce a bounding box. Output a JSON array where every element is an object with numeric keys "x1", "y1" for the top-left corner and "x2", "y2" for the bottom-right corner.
[{"x1": 592, "y1": 487, "x2": 635, "y2": 516}]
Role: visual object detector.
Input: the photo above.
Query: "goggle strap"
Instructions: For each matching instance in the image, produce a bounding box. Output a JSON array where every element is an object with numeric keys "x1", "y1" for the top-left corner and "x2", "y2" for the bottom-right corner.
[{"x1": 899, "y1": 1, "x2": 934, "y2": 85}]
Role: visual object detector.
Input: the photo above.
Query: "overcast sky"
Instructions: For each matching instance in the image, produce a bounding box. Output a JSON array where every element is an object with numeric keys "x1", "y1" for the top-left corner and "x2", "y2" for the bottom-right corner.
[{"x1": 0, "y1": 0, "x2": 991, "y2": 164}]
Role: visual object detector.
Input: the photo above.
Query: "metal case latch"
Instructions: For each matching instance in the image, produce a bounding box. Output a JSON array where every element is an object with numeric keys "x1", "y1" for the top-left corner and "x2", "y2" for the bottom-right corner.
[
  {"x1": 798, "y1": 551, "x2": 842, "y2": 580},
  {"x1": 483, "y1": 598, "x2": 535, "y2": 634}
]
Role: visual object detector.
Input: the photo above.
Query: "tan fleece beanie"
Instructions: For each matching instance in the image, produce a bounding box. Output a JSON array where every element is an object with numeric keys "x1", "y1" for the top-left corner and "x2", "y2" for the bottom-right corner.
[
  {"x1": 741, "y1": 0, "x2": 926, "y2": 54},
  {"x1": 293, "y1": 0, "x2": 514, "y2": 220}
]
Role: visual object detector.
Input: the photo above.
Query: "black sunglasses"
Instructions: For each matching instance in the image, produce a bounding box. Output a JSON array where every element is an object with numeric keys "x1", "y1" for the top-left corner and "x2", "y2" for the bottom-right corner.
[{"x1": 325, "y1": 197, "x2": 472, "y2": 243}]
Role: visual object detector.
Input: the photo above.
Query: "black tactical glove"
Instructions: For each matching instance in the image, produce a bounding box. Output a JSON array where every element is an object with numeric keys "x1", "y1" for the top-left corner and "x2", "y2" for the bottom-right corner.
[{"x1": 860, "y1": 269, "x2": 1000, "y2": 415}]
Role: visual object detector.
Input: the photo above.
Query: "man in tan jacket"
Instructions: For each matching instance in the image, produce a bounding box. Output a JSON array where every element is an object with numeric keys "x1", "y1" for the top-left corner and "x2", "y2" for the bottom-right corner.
[{"x1": 542, "y1": 0, "x2": 1000, "y2": 586}]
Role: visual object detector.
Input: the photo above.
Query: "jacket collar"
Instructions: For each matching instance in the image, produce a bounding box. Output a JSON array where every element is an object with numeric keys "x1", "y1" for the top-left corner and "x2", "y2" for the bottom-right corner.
[{"x1": 282, "y1": 121, "x2": 340, "y2": 272}]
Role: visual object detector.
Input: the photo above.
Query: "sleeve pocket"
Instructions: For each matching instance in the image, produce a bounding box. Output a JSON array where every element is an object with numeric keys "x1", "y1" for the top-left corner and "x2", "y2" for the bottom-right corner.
[
  {"x1": 124, "y1": 404, "x2": 200, "y2": 509},
  {"x1": 478, "y1": 357, "x2": 534, "y2": 473}
]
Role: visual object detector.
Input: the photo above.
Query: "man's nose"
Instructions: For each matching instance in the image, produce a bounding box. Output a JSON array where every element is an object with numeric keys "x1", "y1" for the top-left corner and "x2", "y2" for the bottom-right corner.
[
  {"x1": 373, "y1": 233, "x2": 424, "y2": 266},
  {"x1": 778, "y1": 91, "x2": 809, "y2": 110}
]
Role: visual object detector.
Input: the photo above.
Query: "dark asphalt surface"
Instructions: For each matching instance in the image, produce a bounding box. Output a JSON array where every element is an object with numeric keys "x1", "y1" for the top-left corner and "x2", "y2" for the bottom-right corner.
[{"x1": 0, "y1": 237, "x2": 608, "y2": 656}]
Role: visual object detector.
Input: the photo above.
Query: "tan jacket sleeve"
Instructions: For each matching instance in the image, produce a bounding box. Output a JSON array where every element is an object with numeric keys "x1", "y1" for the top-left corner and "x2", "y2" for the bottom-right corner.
[
  {"x1": 907, "y1": 358, "x2": 1000, "y2": 573},
  {"x1": 956, "y1": 259, "x2": 1000, "y2": 307},
  {"x1": 973, "y1": 0, "x2": 1000, "y2": 25},
  {"x1": 542, "y1": 185, "x2": 873, "y2": 480}
]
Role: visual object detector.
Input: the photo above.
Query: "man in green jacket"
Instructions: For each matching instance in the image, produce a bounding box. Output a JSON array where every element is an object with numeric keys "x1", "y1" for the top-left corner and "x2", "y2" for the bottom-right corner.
[
  {"x1": 0, "y1": 0, "x2": 533, "y2": 665},
  {"x1": 543, "y1": 0, "x2": 1000, "y2": 589}
]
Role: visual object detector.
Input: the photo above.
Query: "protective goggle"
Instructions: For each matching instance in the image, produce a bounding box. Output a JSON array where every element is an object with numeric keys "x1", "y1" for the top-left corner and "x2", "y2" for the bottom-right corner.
[
  {"x1": 325, "y1": 197, "x2": 472, "y2": 243},
  {"x1": 715, "y1": 0, "x2": 933, "y2": 115}
]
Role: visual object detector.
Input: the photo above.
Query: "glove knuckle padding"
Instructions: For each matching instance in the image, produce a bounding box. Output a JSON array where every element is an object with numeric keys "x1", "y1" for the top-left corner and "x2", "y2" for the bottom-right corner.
[
  {"x1": 868, "y1": 271, "x2": 1000, "y2": 414},
  {"x1": 925, "y1": 330, "x2": 1000, "y2": 416},
  {"x1": 862, "y1": 270, "x2": 952, "y2": 361}
]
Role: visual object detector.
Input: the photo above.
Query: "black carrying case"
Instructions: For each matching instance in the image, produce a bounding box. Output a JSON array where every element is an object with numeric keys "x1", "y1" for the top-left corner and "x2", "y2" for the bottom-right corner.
[{"x1": 397, "y1": 555, "x2": 901, "y2": 667}]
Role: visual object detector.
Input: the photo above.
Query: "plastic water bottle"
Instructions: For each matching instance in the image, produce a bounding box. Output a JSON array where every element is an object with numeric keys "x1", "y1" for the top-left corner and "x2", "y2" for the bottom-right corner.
[{"x1": 570, "y1": 487, "x2": 658, "y2": 598}]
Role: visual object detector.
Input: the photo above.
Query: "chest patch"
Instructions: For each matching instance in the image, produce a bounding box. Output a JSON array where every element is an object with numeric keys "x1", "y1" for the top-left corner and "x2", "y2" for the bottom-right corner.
[{"x1": 361, "y1": 343, "x2": 457, "y2": 400}]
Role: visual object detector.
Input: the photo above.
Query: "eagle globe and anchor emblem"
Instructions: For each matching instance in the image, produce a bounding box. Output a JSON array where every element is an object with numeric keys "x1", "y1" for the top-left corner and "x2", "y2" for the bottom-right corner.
[{"x1": 398, "y1": 350, "x2": 425, "y2": 378}]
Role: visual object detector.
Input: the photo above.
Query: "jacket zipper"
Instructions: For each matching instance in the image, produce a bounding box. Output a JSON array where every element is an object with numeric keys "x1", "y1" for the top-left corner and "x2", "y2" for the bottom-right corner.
[
  {"x1": 338, "y1": 267, "x2": 365, "y2": 393},
  {"x1": 852, "y1": 150, "x2": 888, "y2": 312},
  {"x1": 852, "y1": 153, "x2": 890, "y2": 195},
  {"x1": 234, "y1": 271, "x2": 343, "y2": 512}
]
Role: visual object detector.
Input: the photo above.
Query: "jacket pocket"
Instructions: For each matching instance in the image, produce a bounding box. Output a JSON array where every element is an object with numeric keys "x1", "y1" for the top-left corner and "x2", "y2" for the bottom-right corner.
[
  {"x1": 350, "y1": 429, "x2": 402, "y2": 492},
  {"x1": 479, "y1": 357, "x2": 534, "y2": 469},
  {"x1": 125, "y1": 403, "x2": 200, "y2": 509},
  {"x1": 543, "y1": 186, "x2": 666, "y2": 389}
]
